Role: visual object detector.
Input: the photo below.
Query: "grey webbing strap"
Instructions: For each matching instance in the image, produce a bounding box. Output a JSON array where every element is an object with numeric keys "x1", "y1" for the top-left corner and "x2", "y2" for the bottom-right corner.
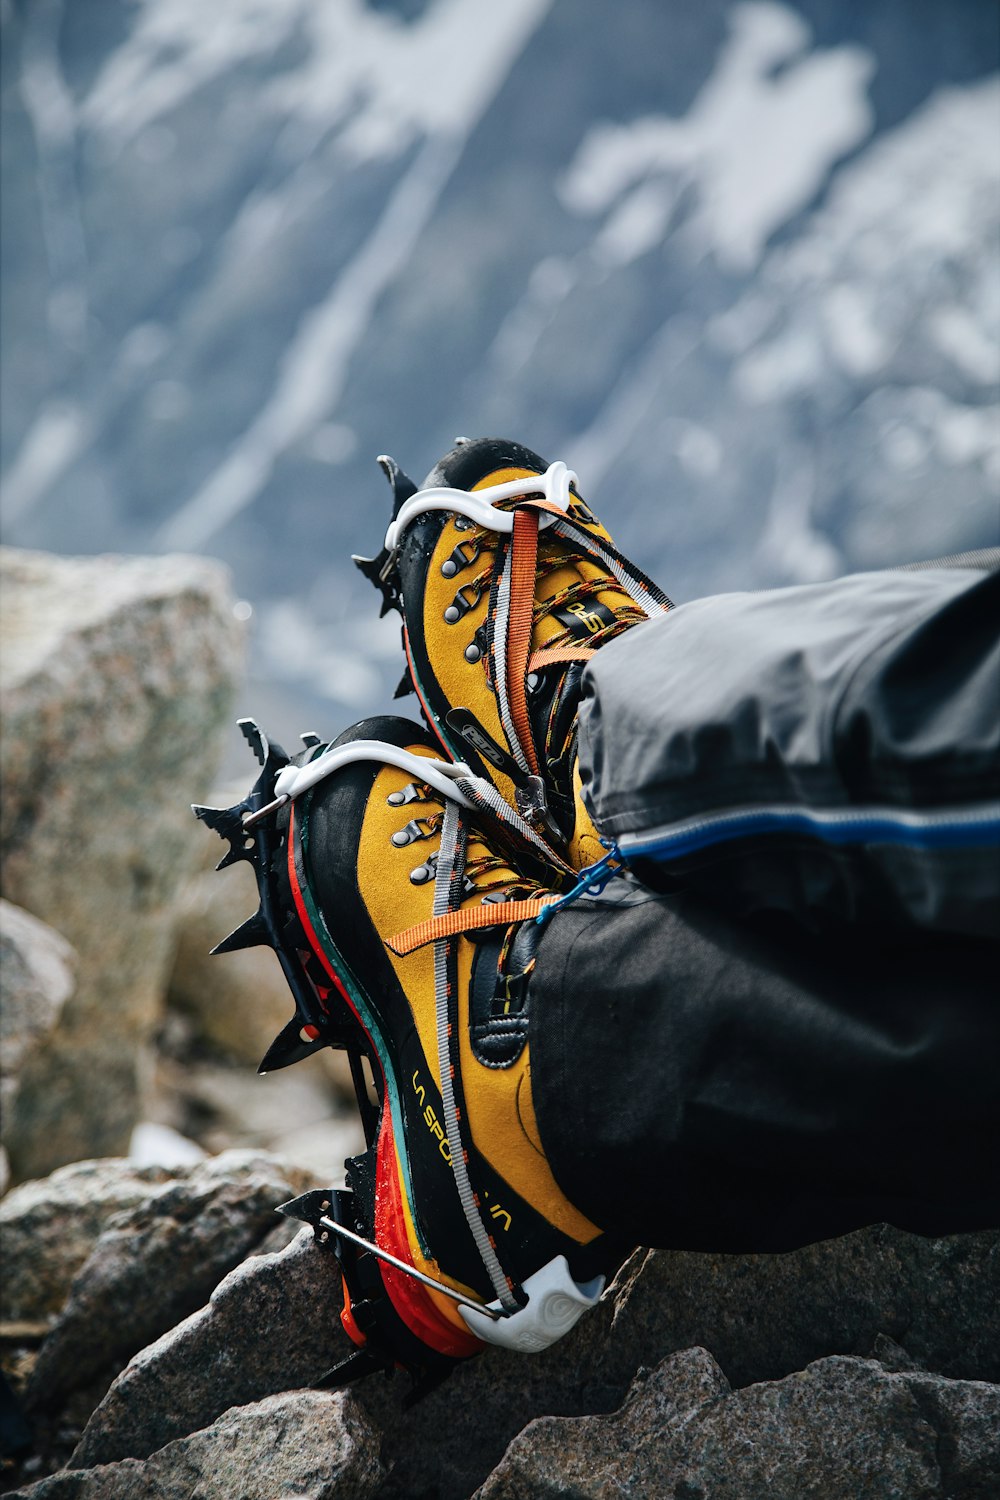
[{"x1": 432, "y1": 800, "x2": 519, "y2": 1311}]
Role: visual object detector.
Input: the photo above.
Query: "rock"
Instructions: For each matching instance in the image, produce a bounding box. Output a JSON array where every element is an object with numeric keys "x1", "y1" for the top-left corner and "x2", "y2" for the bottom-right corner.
[
  {"x1": 0, "y1": 547, "x2": 243, "y2": 1178},
  {"x1": 166, "y1": 853, "x2": 358, "y2": 1099},
  {"x1": 25, "y1": 1151, "x2": 308, "y2": 1411},
  {"x1": 14, "y1": 1390, "x2": 383, "y2": 1499},
  {"x1": 1, "y1": 1158, "x2": 175, "y2": 1324},
  {"x1": 56, "y1": 1219, "x2": 1000, "y2": 1498},
  {"x1": 167, "y1": 860, "x2": 305, "y2": 1071},
  {"x1": 476, "y1": 1350, "x2": 1000, "y2": 1499},
  {"x1": 346, "y1": 1227, "x2": 1000, "y2": 1500},
  {"x1": 607, "y1": 1226, "x2": 1000, "y2": 1388},
  {"x1": 70, "y1": 1227, "x2": 348, "y2": 1468},
  {"x1": 0, "y1": 902, "x2": 76, "y2": 1141},
  {"x1": 151, "y1": 1053, "x2": 364, "y2": 1181}
]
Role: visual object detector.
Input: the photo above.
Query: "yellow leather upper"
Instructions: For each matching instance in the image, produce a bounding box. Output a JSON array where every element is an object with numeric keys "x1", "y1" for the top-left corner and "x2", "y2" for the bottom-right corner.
[
  {"x1": 417, "y1": 466, "x2": 633, "y2": 863},
  {"x1": 355, "y1": 744, "x2": 600, "y2": 1253}
]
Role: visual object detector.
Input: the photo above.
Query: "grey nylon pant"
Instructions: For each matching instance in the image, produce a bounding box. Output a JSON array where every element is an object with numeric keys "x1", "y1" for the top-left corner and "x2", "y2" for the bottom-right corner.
[{"x1": 529, "y1": 564, "x2": 1000, "y2": 1252}]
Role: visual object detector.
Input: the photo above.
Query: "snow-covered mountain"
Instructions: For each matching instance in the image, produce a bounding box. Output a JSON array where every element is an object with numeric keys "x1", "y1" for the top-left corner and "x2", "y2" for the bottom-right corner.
[{"x1": 2, "y1": 0, "x2": 997, "y2": 737}]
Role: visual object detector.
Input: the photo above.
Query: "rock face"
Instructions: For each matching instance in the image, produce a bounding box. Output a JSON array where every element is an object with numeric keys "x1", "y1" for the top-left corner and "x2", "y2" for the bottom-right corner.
[
  {"x1": 1, "y1": 1158, "x2": 174, "y2": 1325},
  {"x1": 53, "y1": 1214, "x2": 1000, "y2": 1500},
  {"x1": 14, "y1": 1390, "x2": 383, "y2": 1500},
  {"x1": 2, "y1": 2, "x2": 997, "y2": 735},
  {"x1": 340, "y1": 1228, "x2": 1000, "y2": 1500},
  {"x1": 24, "y1": 1152, "x2": 308, "y2": 1413},
  {"x1": 3, "y1": 1145, "x2": 997, "y2": 1498},
  {"x1": 70, "y1": 1227, "x2": 348, "y2": 1469},
  {"x1": 166, "y1": 859, "x2": 303, "y2": 1072},
  {"x1": 0, "y1": 902, "x2": 76, "y2": 1163},
  {"x1": 476, "y1": 1348, "x2": 1000, "y2": 1500},
  {"x1": 0, "y1": 548, "x2": 243, "y2": 1177},
  {"x1": 607, "y1": 1229, "x2": 1000, "y2": 1387}
]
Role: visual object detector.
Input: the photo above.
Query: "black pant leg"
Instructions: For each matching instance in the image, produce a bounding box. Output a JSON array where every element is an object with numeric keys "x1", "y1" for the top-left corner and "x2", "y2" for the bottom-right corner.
[{"x1": 529, "y1": 883, "x2": 1000, "y2": 1254}]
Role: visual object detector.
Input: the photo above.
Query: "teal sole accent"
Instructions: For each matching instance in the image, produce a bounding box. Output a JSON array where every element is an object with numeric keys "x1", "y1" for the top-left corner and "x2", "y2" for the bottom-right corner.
[{"x1": 297, "y1": 800, "x2": 428, "y2": 1257}]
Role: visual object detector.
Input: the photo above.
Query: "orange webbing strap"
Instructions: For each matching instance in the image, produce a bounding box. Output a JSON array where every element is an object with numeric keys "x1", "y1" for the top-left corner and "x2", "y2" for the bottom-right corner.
[
  {"x1": 521, "y1": 496, "x2": 570, "y2": 520},
  {"x1": 386, "y1": 897, "x2": 557, "y2": 956},
  {"x1": 527, "y1": 645, "x2": 597, "y2": 672},
  {"x1": 507, "y1": 508, "x2": 541, "y2": 776}
]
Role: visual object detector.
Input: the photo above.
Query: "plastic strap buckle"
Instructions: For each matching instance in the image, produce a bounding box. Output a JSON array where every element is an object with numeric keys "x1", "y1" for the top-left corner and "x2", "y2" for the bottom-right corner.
[
  {"x1": 459, "y1": 1255, "x2": 605, "y2": 1352},
  {"x1": 534, "y1": 841, "x2": 624, "y2": 927}
]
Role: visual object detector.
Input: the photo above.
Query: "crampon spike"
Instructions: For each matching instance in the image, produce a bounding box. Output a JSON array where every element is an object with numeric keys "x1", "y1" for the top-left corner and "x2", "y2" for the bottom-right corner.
[
  {"x1": 352, "y1": 551, "x2": 401, "y2": 618},
  {"x1": 258, "y1": 1017, "x2": 329, "y2": 1074},
  {"x1": 211, "y1": 909, "x2": 270, "y2": 955},
  {"x1": 351, "y1": 454, "x2": 418, "y2": 616},
  {"x1": 238, "y1": 717, "x2": 269, "y2": 767},
  {"x1": 214, "y1": 844, "x2": 250, "y2": 872},
  {"x1": 277, "y1": 1187, "x2": 472, "y2": 1397},
  {"x1": 376, "y1": 453, "x2": 418, "y2": 513},
  {"x1": 192, "y1": 802, "x2": 244, "y2": 839},
  {"x1": 238, "y1": 717, "x2": 290, "y2": 771},
  {"x1": 315, "y1": 1348, "x2": 391, "y2": 1389}
]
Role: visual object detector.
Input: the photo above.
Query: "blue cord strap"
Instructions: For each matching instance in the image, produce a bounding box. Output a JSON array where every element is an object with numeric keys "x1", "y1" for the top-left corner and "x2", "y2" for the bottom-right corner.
[{"x1": 535, "y1": 841, "x2": 625, "y2": 927}]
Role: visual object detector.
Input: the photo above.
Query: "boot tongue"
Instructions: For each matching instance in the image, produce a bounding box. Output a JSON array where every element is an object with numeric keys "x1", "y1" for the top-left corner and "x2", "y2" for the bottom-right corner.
[{"x1": 527, "y1": 660, "x2": 585, "y2": 837}]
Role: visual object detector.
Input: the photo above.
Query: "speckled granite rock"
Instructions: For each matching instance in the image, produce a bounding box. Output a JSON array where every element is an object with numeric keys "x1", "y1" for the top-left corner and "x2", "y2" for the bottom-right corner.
[
  {"x1": 49, "y1": 1218, "x2": 1000, "y2": 1500},
  {"x1": 608, "y1": 1227, "x2": 1000, "y2": 1388},
  {"x1": 70, "y1": 1227, "x2": 346, "y2": 1469},
  {"x1": 13, "y1": 1390, "x2": 382, "y2": 1500},
  {"x1": 1, "y1": 1159, "x2": 174, "y2": 1324},
  {"x1": 0, "y1": 547, "x2": 243, "y2": 1177},
  {"x1": 347, "y1": 1227, "x2": 1000, "y2": 1499},
  {"x1": 0, "y1": 903, "x2": 76, "y2": 1159},
  {"x1": 476, "y1": 1348, "x2": 1000, "y2": 1499},
  {"x1": 24, "y1": 1152, "x2": 306, "y2": 1414}
]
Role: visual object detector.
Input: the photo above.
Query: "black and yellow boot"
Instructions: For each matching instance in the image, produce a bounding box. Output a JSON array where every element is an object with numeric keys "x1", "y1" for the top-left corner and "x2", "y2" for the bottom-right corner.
[
  {"x1": 354, "y1": 438, "x2": 671, "y2": 870},
  {"x1": 195, "y1": 716, "x2": 627, "y2": 1394}
]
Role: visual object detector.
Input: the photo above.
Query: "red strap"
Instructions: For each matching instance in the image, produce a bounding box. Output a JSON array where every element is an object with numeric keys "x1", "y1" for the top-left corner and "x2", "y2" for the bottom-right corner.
[{"x1": 387, "y1": 898, "x2": 557, "y2": 956}]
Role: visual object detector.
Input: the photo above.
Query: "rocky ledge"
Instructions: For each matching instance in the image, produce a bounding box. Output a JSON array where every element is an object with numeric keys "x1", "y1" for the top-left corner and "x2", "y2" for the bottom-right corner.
[
  {"x1": 1, "y1": 546, "x2": 997, "y2": 1497},
  {"x1": 2, "y1": 1158, "x2": 997, "y2": 1498}
]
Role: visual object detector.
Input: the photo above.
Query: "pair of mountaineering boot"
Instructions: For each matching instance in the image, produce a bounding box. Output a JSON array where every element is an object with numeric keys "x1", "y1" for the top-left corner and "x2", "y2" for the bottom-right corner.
[{"x1": 197, "y1": 438, "x2": 670, "y2": 1392}]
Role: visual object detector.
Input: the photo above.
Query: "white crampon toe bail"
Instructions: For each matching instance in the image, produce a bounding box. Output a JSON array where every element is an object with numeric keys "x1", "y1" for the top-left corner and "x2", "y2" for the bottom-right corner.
[
  {"x1": 383, "y1": 460, "x2": 578, "y2": 555},
  {"x1": 271, "y1": 742, "x2": 477, "y2": 809},
  {"x1": 458, "y1": 1255, "x2": 605, "y2": 1352}
]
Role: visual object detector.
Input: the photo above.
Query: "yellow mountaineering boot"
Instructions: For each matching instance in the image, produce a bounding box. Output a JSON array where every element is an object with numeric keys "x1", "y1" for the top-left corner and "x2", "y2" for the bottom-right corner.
[
  {"x1": 354, "y1": 437, "x2": 672, "y2": 871},
  {"x1": 196, "y1": 715, "x2": 628, "y2": 1394}
]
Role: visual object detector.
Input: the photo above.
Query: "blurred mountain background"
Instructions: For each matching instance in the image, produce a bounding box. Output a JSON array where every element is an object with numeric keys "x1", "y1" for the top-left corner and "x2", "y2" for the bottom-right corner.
[{"x1": 2, "y1": 0, "x2": 998, "y2": 752}]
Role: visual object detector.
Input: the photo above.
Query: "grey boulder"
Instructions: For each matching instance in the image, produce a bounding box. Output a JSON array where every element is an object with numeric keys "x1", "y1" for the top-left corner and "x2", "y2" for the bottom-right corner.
[
  {"x1": 1, "y1": 1157, "x2": 174, "y2": 1325},
  {"x1": 14, "y1": 1389, "x2": 382, "y2": 1500},
  {"x1": 0, "y1": 547, "x2": 243, "y2": 1177},
  {"x1": 0, "y1": 902, "x2": 76, "y2": 1159},
  {"x1": 25, "y1": 1150, "x2": 307, "y2": 1411},
  {"x1": 70, "y1": 1225, "x2": 348, "y2": 1468},
  {"x1": 477, "y1": 1347, "x2": 1000, "y2": 1499}
]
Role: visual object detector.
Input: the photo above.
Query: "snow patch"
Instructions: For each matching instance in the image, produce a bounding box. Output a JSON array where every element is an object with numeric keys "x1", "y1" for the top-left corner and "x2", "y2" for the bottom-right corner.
[
  {"x1": 84, "y1": 0, "x2": 552, "y2": 160},
  {"x1": 730, "y1": 78, "x2": 1000, "y2": 404},
  {"x1": 928, "y1": 306, "x2": 1000, "y2": 386},
  {"x1": 153, "y1": 0, "x2": 553, "y2": 550},
  {"x1": 559, "y1": 1, "x2": 875, "y2": 272},
  {"x1": 0, "y1": 402, "x2": 89, "y2": 526},
  {"x1": 130, "y1": 1121, "x2": 207, "y2": 1168},
  {"x1": 755, "y1": 453, "x2": 842, "y2": 583}
]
